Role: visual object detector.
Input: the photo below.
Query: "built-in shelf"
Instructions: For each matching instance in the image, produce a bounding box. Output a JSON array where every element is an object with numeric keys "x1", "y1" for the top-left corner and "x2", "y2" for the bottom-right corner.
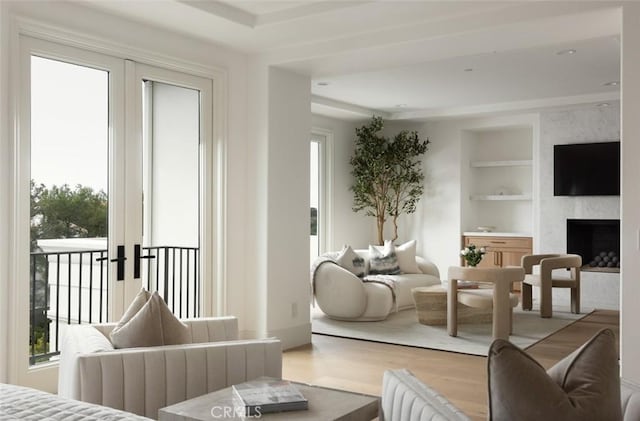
[
  {"x1": 470, "y1": 194, "x2": 532, "y2": 201},
  {"x1": 470, "y1": 160, "x2": 532, "y2": 168}
]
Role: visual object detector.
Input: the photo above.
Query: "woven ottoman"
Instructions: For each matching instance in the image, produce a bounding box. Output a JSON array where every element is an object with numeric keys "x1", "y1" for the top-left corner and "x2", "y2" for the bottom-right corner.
[{"x1": 411, "y1": 285, "x2": 493, "y2": 326}]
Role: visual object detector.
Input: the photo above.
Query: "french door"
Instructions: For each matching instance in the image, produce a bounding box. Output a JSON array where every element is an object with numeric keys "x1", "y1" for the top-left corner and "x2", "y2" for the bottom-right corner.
[{"x1": 13, "y1": 36, "x2": 214, "y2": 389}]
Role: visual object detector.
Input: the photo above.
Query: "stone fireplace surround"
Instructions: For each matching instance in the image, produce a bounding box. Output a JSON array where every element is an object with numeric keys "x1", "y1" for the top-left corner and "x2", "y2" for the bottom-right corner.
[{"x1": 539, "y1": 105, "x2": 620, "y2": 310}]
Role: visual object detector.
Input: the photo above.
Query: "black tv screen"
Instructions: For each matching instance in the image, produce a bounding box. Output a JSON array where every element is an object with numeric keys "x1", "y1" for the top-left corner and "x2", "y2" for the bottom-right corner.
[{"x1": 554, "y1": 141, "x2": 620, "y2": 196}]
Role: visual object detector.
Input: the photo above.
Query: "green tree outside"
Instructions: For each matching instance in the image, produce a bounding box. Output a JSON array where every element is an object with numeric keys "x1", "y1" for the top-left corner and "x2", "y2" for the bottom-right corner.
[{"x1": 29, "y1": 180, "x2": 108, "y2": 362}]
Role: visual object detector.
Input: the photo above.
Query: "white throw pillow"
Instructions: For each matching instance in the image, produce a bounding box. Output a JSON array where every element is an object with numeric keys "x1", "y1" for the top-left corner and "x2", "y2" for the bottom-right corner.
[
  {"x1": 110, "y1": 289, "x2": 191, "y2": 348},
  {"x1": 335, "y1": 245, "x2": 366, "y2": 277},
  {"x1": 369, "y1": 241, "x2": 401, "y2": 275},
  {"x1": 395, "y1": 240, "x2": 421, "y2": 274}
]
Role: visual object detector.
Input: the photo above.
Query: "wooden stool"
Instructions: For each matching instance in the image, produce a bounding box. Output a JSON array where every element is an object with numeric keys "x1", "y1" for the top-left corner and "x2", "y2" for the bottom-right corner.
[{"x1": 412, "y1": 285, "x2": 492, "y2": 326}]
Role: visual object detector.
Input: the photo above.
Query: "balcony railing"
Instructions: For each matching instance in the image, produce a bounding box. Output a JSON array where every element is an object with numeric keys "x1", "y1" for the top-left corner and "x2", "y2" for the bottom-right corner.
[{"x1": 29, "y1": 245, "x2": 199, "y2": 365}]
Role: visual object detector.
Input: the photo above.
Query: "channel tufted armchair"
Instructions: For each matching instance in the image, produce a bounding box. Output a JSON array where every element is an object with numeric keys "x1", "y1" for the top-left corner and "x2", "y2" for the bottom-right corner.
[{"x1": 58, "y1": 316, "x2": 282, "y2": 419}]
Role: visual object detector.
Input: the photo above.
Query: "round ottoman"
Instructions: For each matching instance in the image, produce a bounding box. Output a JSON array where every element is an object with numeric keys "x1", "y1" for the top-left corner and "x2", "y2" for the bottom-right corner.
[{"x1": 411, "y1": 285, "x2": 493, "y2": 326}]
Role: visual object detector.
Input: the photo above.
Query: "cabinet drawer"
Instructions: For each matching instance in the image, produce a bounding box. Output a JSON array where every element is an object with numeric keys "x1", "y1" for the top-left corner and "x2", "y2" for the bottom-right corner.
[{"x1": 464, "y1": 236, "x2": 532, "y2": 250}]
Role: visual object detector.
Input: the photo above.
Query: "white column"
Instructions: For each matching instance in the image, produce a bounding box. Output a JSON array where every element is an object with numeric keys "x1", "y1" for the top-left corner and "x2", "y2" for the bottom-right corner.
[
  {"x1": 621, "y1": 2, "x2": 640, "y2": 386},
  {"x1": 245, "y1": 62, "x2": 312, "y2": 349},
  {"x1": 0, "y1": 0, "x2": 10, "y2": 383}
]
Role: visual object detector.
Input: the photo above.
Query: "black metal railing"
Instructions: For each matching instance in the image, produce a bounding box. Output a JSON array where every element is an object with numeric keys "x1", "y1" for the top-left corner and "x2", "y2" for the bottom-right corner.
[
  {"x1": 141, "y1": 246, "x2": 200, "y2": 319},
  {"x1": 29, "y1": 245, "x2": 199, "y2": 365}
]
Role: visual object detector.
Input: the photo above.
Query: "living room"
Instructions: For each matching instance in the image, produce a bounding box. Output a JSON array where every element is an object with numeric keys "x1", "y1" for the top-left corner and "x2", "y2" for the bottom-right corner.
[{"x1": 1, "y1": 1, "x2": 640, "y2": 420}]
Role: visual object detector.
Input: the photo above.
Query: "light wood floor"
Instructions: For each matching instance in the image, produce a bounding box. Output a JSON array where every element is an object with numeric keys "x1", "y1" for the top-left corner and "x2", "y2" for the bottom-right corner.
[{"x1": 282, "y1": 310, "x2": 619, "y2": 421}]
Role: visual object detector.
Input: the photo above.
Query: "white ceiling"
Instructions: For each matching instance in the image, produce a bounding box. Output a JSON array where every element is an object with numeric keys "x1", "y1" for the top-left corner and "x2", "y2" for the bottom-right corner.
[{"x1": 79, "y1": 0, "x2": 622, "y2": 121}]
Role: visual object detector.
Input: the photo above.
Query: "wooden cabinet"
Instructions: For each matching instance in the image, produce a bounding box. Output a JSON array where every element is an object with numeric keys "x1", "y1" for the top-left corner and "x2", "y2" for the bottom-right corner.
[{"x1": 462, "y1": 235, "x2": 532, "y2": 291}]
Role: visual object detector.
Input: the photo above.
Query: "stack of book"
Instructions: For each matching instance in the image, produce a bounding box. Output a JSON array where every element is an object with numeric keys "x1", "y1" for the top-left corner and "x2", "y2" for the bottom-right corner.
[{"x1": 232, "y1": 378, "x2": 308, "y2": 417}]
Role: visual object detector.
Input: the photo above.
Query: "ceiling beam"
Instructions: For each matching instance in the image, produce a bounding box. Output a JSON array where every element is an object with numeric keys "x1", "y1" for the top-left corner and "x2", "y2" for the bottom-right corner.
[
  {"x1": 311, "y1": 94, "x2": 390, "y2": 119},
  {"x1": 178, "y1": 0, "x2": 256, "y2": 28},
  {"x1": 391, "y1": 92, "x2": 621, "y2": 121},
  {"x1": 265, "y1": 3, "x2": 620, "y2": 76}
]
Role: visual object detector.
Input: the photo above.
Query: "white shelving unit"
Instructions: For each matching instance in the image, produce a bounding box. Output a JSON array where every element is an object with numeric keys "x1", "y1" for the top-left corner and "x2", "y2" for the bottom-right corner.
[
  {"x1": 462, "y1": 126, "x2": 534, "y2": 234},
  {"x1": 470, "y1": 160, "x2": 532, "y2": 168},
  {"x1": 470, "y1": 194, "x2": 532, "y2": 201}
]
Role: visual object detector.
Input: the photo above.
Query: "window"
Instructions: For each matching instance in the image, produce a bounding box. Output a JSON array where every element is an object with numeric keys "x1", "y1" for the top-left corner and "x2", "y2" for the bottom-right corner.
[{"x1": 310, "y1": 130, "x2": 331, "y2": 262}]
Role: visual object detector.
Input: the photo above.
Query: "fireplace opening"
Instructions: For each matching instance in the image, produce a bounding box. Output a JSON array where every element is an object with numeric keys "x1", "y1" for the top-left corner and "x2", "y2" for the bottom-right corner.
[{"x1": 567, "y1": 219, "x2": 620, "y2": 273}]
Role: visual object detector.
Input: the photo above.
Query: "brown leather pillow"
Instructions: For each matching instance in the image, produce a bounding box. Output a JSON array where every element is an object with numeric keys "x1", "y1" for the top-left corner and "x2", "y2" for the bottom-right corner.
[{"x1": 488, "y1": 328, "x2": 620, "y2": 421}]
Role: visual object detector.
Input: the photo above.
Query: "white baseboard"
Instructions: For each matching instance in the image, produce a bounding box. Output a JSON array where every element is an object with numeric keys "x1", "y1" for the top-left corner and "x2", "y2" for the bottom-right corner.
[
  {"x1": 239, "y1": 322, "x2": 312, "y2": 351},
  {"x1": 268, "y1": 323, "x2": 312, "y2": 350}
]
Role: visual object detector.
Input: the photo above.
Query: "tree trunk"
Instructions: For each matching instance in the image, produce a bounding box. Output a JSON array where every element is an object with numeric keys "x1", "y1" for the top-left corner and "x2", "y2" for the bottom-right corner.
[
  {"x1": 377, "y1": 214, "x2": 385, "y2": 245},
  {"x1": 392, "y1": 213, "x2": 399, "y2": 243}
]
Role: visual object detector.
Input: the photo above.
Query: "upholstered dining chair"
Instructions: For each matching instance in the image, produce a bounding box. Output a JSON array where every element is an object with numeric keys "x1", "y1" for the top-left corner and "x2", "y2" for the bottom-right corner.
[{"x1": 521, "y1": 254, "x2": 582, "y2": 318}]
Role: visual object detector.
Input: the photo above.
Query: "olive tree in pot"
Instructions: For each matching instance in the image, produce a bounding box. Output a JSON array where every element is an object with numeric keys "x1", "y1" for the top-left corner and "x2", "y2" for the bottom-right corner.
[{"x1": 350, "y1": 116, "x2": 430, "y2": 245}]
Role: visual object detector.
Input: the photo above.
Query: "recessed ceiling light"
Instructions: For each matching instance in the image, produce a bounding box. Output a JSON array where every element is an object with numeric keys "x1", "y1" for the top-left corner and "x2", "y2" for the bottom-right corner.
[
  {"x1": 596, "y1": 102, "x2": 610, "y2": 107},
  {"x1": 556, "y1": 49, "x2": 576, "y2": 55},
  {"x1": 317, "y1": 82, "x2": 329, "y2": 86},
  {"x1": 603, "y1": 81, "x2": 620, "y2": 87}
]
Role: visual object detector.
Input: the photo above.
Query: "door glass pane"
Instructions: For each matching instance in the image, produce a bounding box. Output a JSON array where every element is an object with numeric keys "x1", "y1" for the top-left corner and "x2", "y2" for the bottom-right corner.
[
  {"x1": 30, "y1": 56, "x2": 109, "y2": 365},
  {"x1": 310, "y1": 140, "x2": 320, "y2": 262},
  {"x1": 142, "y1": 81, "x2": 200, "y2": 318}
]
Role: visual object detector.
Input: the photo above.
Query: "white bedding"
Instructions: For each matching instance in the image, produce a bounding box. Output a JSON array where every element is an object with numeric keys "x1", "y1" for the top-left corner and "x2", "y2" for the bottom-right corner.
[{"x1": 0, "y1": 383, "x2": 152, "y2": 420}]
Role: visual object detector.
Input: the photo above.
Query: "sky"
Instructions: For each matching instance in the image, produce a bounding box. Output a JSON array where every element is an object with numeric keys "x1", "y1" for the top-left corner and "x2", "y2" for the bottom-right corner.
[{"x1": 31, "y1": 56, "x2": 109, "y2": 193}]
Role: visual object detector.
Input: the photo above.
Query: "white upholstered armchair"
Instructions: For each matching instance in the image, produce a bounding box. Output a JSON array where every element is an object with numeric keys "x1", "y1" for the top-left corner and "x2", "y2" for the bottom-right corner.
[{"x1": 58, "y1": 316, "x2": 282, "y2": 419}]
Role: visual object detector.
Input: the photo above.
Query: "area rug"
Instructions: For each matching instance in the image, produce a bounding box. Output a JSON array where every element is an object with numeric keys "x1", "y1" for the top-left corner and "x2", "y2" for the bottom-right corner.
[{"x1": 311, "y1": 306, "x2": 591, "y2": 356}]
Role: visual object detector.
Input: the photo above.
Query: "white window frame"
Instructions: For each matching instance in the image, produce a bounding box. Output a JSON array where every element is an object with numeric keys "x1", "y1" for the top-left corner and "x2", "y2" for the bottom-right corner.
[
  {"x1": 311, "y1": 128, "x2": 333, "y2": 255},
  {"x1": 6, "y1": 19, "x2": 228, "y2": 389}
]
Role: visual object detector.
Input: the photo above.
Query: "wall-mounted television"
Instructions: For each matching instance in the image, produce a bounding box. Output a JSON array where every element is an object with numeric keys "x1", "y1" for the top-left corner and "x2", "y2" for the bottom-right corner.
[{"x1": 554, "y1": 141, "x2": 620, "y2": 196}]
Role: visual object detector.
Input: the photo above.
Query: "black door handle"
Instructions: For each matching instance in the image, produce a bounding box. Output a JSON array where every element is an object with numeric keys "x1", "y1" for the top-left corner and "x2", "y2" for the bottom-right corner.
[
  {"x1": 134, "y1": 244, "x2": 156, "y2": 279},
  {"x1": 96, "y1": 245, "x2": 127, "y2": 281}
]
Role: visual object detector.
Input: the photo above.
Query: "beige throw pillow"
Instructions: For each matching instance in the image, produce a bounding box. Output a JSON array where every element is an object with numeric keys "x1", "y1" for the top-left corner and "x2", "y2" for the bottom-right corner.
[
  {"x1": 488, "y1": 328, "x2": 621, "y2": 421},
  {"x1": 110, "y1": 289, "x2": 191, "y2": 348},
  {"x1": 157, "y1": 293, "x2": 192, "y2": 345},
  {"x1": 110, "y1": 291, "x2": 163, "y2": 348},
  {"x1": 114, "y1": 287, "x2": 150, "y2": 331},
  {"x1": 395, "y1": 240, "x2": 420, "y2": 274}
]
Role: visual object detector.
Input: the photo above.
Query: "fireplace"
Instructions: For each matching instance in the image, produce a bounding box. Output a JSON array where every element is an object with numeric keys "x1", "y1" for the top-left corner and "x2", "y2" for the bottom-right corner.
[{"x1": 567, "y1": 219, "x2": 620, "y2": 273}]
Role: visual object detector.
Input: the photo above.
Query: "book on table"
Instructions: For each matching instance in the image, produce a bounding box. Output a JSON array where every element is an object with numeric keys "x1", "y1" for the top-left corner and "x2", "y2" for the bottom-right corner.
[{"x1": 232, "y1": 378, "x2": 308, "y2": 416}]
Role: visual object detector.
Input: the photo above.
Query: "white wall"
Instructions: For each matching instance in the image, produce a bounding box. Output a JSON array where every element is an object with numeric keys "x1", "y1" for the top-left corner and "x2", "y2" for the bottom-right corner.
[
  {"x1": 311, "y1": 114, "x2": 372, "y2": 250},
  {"x1": 398, "y1": 114, "x2": 538, "y2": 277},
  {"x1": 265, "y1": 67, "x2": 312, "y2": 348},
  {"x1": 621, "y1": 2, "x2": 640, "y2": 387},
  {"x1": 538, "y1": 104, "x2": 620, "y2": 310},
  {"x1": 244, "y1": 58, "x2": 269, "y2": 341},
  {"x1": 245, "y1": 63, "x2": 313, "y2": 349},
  {"x1": 0, "y1": 0, "x2": 10, "y2": 383}
]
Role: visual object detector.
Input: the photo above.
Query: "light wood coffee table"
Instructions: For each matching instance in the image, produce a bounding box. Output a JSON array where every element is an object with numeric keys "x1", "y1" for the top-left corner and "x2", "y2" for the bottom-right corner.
[
  {"x1": 158, "y1": 380, "x2": 379, "y2": 421},
  {"x1": 412, "y1": 285, "x2": 492, "y2": 325}
]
